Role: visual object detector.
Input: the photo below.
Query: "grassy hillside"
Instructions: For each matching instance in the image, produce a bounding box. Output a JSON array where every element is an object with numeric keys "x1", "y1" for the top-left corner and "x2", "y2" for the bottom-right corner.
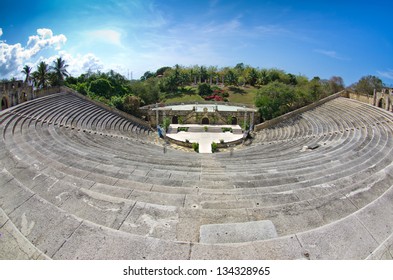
[{"x1": 164, "y1": 85, "x2": 258, "y2": 106}]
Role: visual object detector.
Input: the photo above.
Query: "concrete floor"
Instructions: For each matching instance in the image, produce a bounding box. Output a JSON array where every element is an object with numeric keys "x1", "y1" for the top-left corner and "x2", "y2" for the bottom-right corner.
[{"x1": 166, "y1": 124, "x2": 243, "y2": 153}]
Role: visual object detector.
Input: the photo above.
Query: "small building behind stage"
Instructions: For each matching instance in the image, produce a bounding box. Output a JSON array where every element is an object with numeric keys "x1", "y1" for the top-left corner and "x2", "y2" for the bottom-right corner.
[
  {"x1": 140, "y1": 103, "x2": 259, "y2": 130},
  {"x1": 1, "y1": 80, "x2": 34, "y2": 111}
]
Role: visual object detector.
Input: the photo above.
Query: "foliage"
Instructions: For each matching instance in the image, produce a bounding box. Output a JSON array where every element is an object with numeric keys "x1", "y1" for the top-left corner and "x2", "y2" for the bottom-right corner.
[
  {"x1": 162, "y1": 117, "x2": 171, "y2": 132},
  {"x1": 177, "y1": 127, "x2": 189, "y2": 132},
  {"x1": 32, "y1": 61, "x2": 50, "y2": 89},
  {"x1": 211, "y1": 142, "x2": 218, "y2": 153},
  {"x1": 198, "y1": 83, "x2": 213, "y2": 96},
  {"x1": 89, "y1": 78, "x2": 113, "y2": 99},
  {"x1": 21, "y1": 65, "x2": 32, "y2": 84},
  {"x1": 50, "y1": 57, "x2": 69, "y2": 86},
  {"x1": 351, "y1": 75, "x2": 383, "y2": 96},
  {"x1": 192, "y1": 142, "x2": 199, "y2": 153},
  {"x1": 221, "y1": 127, "x2": 233, "y2": 133},
  {"x1": 255, "y1": 81, "x2": 296, "y2": 121}
]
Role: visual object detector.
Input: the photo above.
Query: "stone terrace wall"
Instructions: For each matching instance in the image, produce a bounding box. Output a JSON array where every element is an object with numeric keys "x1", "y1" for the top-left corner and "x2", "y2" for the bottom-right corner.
[
  {"x1": 254, "y1": 90, "x2": 347, "y2": 131},
  {"x1": 348, "y1": 92, "x2": 374, "y2": 105}
]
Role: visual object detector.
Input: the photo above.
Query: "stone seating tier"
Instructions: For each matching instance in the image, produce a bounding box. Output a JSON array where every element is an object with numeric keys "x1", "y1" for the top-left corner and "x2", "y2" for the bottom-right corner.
[{"x1": 1, "y1": 92, "x2": 393, "y2": 260}]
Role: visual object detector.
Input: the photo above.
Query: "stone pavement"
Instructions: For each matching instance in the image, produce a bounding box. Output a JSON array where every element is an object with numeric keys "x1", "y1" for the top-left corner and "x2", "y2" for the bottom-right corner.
[{"x1": 167, "y1": 124, "x2": 243, "y2": 153}]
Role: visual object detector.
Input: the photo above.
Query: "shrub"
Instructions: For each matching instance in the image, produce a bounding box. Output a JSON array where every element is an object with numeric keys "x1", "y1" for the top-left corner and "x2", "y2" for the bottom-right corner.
[
  {"x1": 192, "y1": 142, "x2": 199, "y2": 153},
  {"x1": 162, "y1": 117, "x2": 171, "y2": 132},
  {"x1": 221, "y1": 127, "x2": 232, "y2": 133},
  {"x1": 204, "y1": 126, "x2": 208, "y2": 132},
  {"x1": 220, "y1": 139, "x2": 224, "y2": 144},
  {"x1": 211, "y1": 142, "x2": 218, "y2": 153},
  {"x1": 198, "y1": 83, "x2": 213, "y2": 96},
  {"x1": 177, "y1": 127, "x2": 189, "y2": 132}
]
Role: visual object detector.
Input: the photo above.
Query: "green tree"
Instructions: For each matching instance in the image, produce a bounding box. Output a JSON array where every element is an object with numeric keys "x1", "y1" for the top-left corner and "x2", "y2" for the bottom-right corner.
[
  {"x1": 198, "y1": 83, "x2": 213, "y2": 96},
  {"x1": 328, "y1": 76, "x2": 345, "y2": 94},
  {"x1": 21, "y1": 65, "x2": 32, "y2": 84},
  {"x1": 32, "y1": 61, "x2": 50, "y2": 89},
  {"x1": 50, "y1": 57, "x2": 69, "y2": 86},
  {"x1": 353, "y1": 75, "x2": 383, "y2": 96},
  {"x1": 123, "y1": 95, "x2": 141, "y2": 116},
  {"x1": 255, "y1": 81, "x2": 296, "y2": 121},
  {"x1": 89, "y1": 78, "x2": 113, "y2": 99}
]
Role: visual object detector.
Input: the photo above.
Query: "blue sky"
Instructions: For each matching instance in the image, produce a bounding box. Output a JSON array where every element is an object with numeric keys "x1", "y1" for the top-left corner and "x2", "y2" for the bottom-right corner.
[{"x1": 1, "y1": 0, "x2": 392, "y2": 86}]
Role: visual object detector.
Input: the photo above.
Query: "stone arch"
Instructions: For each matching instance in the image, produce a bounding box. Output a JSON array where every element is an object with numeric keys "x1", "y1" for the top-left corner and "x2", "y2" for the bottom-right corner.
[
  {"x1": 202, "y1": 117, "x2": 209, "y2": 125},
  {"x1": 172, "y1": 115, "x2": 179, "y2": 124},
  {"x1": 378, "y1": 98, "x2": 385, "y2": 109},
  {"x1": 22, "y1": 92, "x2": 28, "y2": 102},
  {"x1": 2, "y1": 96, "x2": 9, "y2": 110},
  {"x1": 231, "y1": 116, "x2": 238, "y2": 125}
]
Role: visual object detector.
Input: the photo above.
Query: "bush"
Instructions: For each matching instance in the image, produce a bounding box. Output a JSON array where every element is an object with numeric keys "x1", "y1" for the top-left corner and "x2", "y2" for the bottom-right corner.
[
  {"x1": 198, "y1": 83, "x2": 213, "y2": 96},
  {"x1": 192, "y1": 142, "x2": 199, "y2": 153},
  {"x1": 220, "y1": 139, "x2": 224, "y2": 144},
  {"x1": 162, "y1": 117, "x2": 171, "y2": 132},
  {"x1": 221, "y1": 127, "x2": 232, "y2": 133},
  {"x1": 211, "y1": 142, "x2": 218, "y2": 153},
  {"x1": 177, "y1": 127, "x2": 189, "y2": 132}
]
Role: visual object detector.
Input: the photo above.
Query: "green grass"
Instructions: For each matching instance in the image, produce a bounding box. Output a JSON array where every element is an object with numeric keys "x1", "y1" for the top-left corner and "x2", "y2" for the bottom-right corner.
[
  {"x1": 164, "y1": 94, "x2": 204, "y2": 104},
  {"x1": 227, "y1": 86, "x2": 258, "y2": 105}
]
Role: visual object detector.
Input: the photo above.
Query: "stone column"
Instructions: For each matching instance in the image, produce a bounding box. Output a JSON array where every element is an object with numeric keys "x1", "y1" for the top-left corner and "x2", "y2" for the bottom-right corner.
[
  {"x1": 373, "y1": 89, "x2": 377, "y2": 106},
  {"x1": 244, "y1": 110, "x2": 248, "y2": 130},
  {"x1": 250, "y1": 111, "x2": 255, "y2": 131}
]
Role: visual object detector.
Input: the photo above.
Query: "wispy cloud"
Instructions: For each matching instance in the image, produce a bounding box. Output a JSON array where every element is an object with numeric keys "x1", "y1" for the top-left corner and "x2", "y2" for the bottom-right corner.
[
  {"x1": 88, "y1": 29, "x2": 123, "y2": 47},
  {"x1": 314, "y1": 49, "x2": 349, "y2": 60},
  {"x1": 0, "y1": 28, "x2": 3, "y2": 38},
  {"x1": 377, "y1": 69, "x2": 393, "y2": 80}
]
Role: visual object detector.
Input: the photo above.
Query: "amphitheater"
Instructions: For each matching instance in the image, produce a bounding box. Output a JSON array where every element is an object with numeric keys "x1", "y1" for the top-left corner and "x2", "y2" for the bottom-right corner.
[{"x1": 1, "y1": 88, "x2": 393, "y2": 260}]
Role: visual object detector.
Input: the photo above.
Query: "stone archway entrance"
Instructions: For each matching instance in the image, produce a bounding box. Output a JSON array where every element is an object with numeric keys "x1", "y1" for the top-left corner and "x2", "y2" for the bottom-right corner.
[
  {"x1": 202, "y1": 117, "x2": 209, "y2": 125},
  {"x1": 378, "y1": 98, "x2": 386, "y2": 109},
  {"x1": 231, "y1": 116, "x2": 238, "y2": 125},
  {"x1": 1, "y1": 97, "x2": 8, "y2": 110},
  {"x1": 172, "y1": 116, "x2": 179, "y2": 124}
]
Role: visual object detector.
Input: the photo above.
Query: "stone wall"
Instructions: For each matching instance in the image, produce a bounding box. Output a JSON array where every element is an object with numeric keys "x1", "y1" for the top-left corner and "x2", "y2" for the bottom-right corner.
[
  {"x1": 348, "y1": 92, "x2": 374, "y2": 105},
  {"x1": 142, "y1": 105, "x2": 258, "y2": 129},
  {"x1": 1, "y1": 80, "x2": 33, "y2": 111}
]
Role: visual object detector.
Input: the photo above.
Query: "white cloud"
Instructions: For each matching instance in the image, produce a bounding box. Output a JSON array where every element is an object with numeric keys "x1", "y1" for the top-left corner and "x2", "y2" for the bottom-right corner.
[
  {"x1": 0, "y1": 28, "x2": 103, "y2": 79},
  {"x1": 377, "y1": 69, "x2": 393, "y2": 80},
  {"x1": 0, "y1": 28, "x2": 3, "y2": 37}
]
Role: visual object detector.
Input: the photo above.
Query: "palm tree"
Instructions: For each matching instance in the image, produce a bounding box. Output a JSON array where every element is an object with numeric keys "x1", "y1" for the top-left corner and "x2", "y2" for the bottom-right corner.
[
  {"x1": 50, "y1": 57, "x2": 69, "y2": 86},
  {"x1": 32, "y1": 61, "x2": 50, "y2": 89},
  {"x1": 21, "y1": 65, "x2": 32, "y2": 84}
]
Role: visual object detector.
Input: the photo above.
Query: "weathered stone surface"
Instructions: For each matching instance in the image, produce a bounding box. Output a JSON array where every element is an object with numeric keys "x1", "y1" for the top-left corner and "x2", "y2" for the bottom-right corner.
[
  {"x1": 0, "y1": 208, "x2": 49, "y2": 260},
  {"x1": 297, "y1": 215, "x2": 379, "y2": 260},
  {"x1": 200, "y1": 220, "x2": 278, "y2": 244},
  {"x1": 53, "y1": 221, "x2": 190, "y2": 260}
]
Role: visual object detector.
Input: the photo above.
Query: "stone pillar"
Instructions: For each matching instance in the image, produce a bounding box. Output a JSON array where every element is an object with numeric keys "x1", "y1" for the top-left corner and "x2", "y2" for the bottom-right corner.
[
  {"x1": 155, "y1": 103, "x2": 159, "y2": 127},
  {"x1": 244, "y1": 110, "x2": 248, "y2": 130},
  {"x1": 373, "y1": 88, "x2": 377, "y2": 106},
  {"x1": 250, "y1": 111, "x2": 255, "y2": 131}
]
